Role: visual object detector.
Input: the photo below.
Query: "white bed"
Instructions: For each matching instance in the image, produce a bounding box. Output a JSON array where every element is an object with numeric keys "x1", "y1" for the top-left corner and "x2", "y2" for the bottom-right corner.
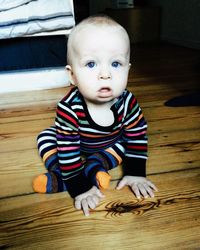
[{"x1": 0, "y1": 0, "x2": 75, "y2": 93}]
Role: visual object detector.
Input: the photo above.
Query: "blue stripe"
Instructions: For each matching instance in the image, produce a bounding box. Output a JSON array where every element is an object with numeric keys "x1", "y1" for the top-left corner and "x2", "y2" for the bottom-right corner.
[
  {"x1": 58, "y1": 151, "x2": 79, "y2": 158},
  {"x1": 45, "y1": 154, "x2": 57, "y2": 169},
  {"x1": 45, "y1": 173, "x2": 52, "y2": 193},
  {"x1": 0, "y1": 13, "x2": 73, "y2": 28}
]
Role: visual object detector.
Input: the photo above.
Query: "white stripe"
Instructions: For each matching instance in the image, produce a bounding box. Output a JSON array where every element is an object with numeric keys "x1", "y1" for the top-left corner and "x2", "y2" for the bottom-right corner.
[
  {"x1": 116, "y1": 143, "x2": 126, "y2": 153},
  {"x1": 59, "y1": 157, "x2": 80, "y2": 164},
  {"x1": 126, "y1": 154, "x2": 147, "y2": 159},
  {"x1": 57, "y1": 140, "x2": 79, "y2": 145},
  {"x1": 73, "y1": 104, "x2": 83, "y2": 110},
  {"x1": 55, "y1": 121, "x2": 74, "y2": 131},
  {"x1": 126, "y1": 124, "x2": 147, "y2": 131},
  {"x1": 39, "y1": 128, "x2": 56, "y2": 134},
  {"x1": 58, "y1": 102, "x2": 77, "y2": 119},
  {"x1": 124, "y1": 92, "x2": 132, "y2": 115},
  {"x1": 38, "y1": 136, "x2": 56, "y2": 144},
  {"x1": 65, "y1": 89, "x2": 77, "y2": 102},
  {"x1": 126, "y1": 140, "x2": 147, "y2": 144},
  {"x1": 118, "y1": 103, "x2": 124, "y2": 114},
  {"x1": 39, "y1": 143, "x2": 54, "y2": 154},
  {"x1": 124, "y1": 109, "x2": 141, "y2": 126}
]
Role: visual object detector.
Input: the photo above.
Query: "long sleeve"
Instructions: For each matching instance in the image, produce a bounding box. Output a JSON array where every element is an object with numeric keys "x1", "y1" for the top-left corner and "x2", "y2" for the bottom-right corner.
[
  {"x1": 122, "y1": 93, "x2": 148, "y2": 177},
  {"x1": 55, "y1": 100, "x2": 93, "y2": 198}
]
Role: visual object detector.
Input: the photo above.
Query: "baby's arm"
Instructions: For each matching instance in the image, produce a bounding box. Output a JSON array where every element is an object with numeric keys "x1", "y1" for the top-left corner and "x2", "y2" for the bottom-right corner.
[
  {"x1": 118, "y1": 91, "x2": 157, "y2": 198},
  {"x1": 56, "y1": 98, "x2": 93, "y2": 198},
  {"x1": 116, "y1": 176, "x2": 158, "y2": 199},
  {"x1": 74, "y1": 186, "x2": 105, "y2": 216}
]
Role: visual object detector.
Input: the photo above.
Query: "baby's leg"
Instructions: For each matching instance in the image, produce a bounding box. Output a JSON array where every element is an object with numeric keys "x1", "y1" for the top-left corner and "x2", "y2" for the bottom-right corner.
[
  {"x1": 85, "y1": 165, "x2": 111, "y2": 190},
  {"x1": 33, "y1": 126, "x2": 66, "y2": 193},
  {"x1": 84, "y1": 151, "x2": 120, "y2": 190},
  {"x1": 84, "y1": 156, "x2": 111, "y2": 190},
  {"x1": 37, "y1": 126, "x2": 58, "y2": 172}
]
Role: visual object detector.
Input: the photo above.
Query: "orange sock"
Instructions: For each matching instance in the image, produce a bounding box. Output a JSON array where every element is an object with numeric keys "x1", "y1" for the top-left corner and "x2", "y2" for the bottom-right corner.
[
  {"x1": 33, "y1": 172, "x2": 66, "y2": 193},
  {"x1": 96, "y1": 171, "x2": 111, "y2": 190},
  {"x1": 33, "y1": 174, "x2": 48, "y2": 193}
]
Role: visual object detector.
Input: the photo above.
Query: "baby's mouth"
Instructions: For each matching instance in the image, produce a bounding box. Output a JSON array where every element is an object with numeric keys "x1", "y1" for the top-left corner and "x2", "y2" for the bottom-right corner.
[
  {"x1": 99, "y1": 87, "x2": 111, "y2": 93},
  {"x1": 98, "y1": 87, "x2": 113, "y2": 98}
]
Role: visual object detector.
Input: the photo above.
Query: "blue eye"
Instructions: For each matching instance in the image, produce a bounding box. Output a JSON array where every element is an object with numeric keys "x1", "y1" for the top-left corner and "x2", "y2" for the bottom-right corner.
[
  {"x1": 86, "y1": 61, "x2": 96, "y2": 68},
  {"x1": 112, "y1": 61, "x2": 121, "y2": 68}
]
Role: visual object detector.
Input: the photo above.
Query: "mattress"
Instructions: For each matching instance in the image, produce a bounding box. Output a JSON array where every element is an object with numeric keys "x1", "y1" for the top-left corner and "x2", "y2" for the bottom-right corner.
[{"x1": 0, "y1": 0, "x2": 75, "y2": 93}]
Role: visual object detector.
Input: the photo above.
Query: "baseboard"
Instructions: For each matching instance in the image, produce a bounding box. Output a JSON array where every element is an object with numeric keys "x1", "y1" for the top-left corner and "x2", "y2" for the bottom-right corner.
[{"x1": 0, "y1": 67, "x2": 70, "y2": 93}]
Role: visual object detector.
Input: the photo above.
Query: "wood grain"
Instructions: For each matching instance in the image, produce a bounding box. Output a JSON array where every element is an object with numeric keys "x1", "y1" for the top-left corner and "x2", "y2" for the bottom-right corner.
[
  {"x1": 0, "y1": 43, "x2": 200, "y2": 249},
  {"x1": 0, "y1": 170, "x2": 200, "y2": 249}
]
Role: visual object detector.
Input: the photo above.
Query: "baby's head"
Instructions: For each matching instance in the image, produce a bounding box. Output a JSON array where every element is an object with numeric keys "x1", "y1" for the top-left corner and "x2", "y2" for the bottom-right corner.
[
  {"x1": 67, "y1": 15, "x2": 130, "y2": 65},
  {"x1": 66, "y1": 15, "x2": 131, "y2": 105}
]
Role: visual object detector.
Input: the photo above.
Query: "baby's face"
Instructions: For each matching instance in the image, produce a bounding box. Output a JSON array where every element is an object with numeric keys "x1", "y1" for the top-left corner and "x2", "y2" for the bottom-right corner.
[{"x1": 69, "y1": 25, "x2": 130, "y2": 105}]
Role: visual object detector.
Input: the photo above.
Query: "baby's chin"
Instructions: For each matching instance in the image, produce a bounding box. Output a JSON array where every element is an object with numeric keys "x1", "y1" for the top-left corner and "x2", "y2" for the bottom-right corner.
[{"x1": 85, "y1": 96, "x2": 116, "y2": 106}]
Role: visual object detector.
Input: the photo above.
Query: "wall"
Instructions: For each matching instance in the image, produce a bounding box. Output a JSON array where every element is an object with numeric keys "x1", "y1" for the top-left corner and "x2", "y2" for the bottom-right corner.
[
  {"x1": 147, "y1": 0, "x2": 200, "y2": 49},
  {"x1": 89, "y1": 0, "x2": 200, "y2": 49},
  {"x1": 89, "y1": 0, "x2": 112, "y2": 14}
]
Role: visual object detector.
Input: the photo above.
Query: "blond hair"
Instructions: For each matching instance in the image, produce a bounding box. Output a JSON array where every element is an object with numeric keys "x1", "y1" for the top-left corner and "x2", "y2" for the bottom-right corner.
[{"x1": 67, "y1": 15, "x2": 130, "y2": 65}]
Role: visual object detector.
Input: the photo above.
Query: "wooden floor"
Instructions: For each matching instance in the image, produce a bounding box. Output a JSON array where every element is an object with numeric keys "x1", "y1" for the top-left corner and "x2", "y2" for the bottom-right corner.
[{"x1": 0, "y1": 43, "x2": 200, "y2": 249}]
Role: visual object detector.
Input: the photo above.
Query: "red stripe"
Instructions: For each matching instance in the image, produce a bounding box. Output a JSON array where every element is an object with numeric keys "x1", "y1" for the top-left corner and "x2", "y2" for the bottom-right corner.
[
  {"x1": 57, "y1": 109, "x2": 77, "y2": 125},
  {"x1": 127, "y1": 145, "x2": 147, "y2": 150},
  {"x1": 130, "y1": 97, "x2": 136, "y2": 109},
  {"x1": 60, "y1": 162, "x2": 82, "y2": 171},
  {"x1": 76, "y1": 111, "x2": 86, "y2": 117},
  {"x1": 118, "y1": 114, "x2": 123, "y2": 122}
]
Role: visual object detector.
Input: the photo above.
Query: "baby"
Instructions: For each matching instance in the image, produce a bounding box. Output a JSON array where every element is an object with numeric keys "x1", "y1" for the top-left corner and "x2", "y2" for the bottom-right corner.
[{"x1": 33, "y1": 15, "x2": 157, "y2": 216}]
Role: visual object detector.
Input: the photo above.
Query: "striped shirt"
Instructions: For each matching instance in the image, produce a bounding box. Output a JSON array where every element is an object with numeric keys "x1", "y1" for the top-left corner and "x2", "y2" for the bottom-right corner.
[{"x1": 55, "y1": 87, "x2": 148, "y2": 197}]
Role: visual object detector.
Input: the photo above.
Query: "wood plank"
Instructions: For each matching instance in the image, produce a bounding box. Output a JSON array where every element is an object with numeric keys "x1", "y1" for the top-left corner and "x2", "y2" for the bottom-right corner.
[
  {"x1": 0, "y1": 169, "x2": 200, "y2": 249},
  {"x1": 0, "y1": 87, "x2": 67, "y2": 109},
  {"x1": 0, "y1": 149, "x2": 43, "y2": 198}
]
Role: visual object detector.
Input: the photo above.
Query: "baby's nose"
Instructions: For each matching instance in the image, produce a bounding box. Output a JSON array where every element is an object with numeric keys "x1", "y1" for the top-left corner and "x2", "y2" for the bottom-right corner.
[{"x1": 98, "y1": 66, "x2": 111, "y2": 80}]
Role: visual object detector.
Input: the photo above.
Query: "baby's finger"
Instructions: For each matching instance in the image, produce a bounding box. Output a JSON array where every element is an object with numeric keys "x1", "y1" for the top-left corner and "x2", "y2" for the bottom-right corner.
[
  {"x1": 147, "y1": 181, "x2": 158, "y2": 191},
  {"x1": 116, "y1": 178, "x2": 127, "y2": 190},
  {"x1": 131, "y1": 183, "x2": 141, "y2": 199},
  {"x1": 137, "y1": 183, "x2": 148, "y2": 198},
  {"x1": 143, "y1": 183, "x2": 155, "y2": 198},
  {"x1": 86, "y1": 196, "x2": 96, "y2": 210},
  {"x1": 96, "y1": 188, "x2": 105, "y2": 198},
  {"x1": 74, "y1": 199, "x2": 81, "y2": 210},
  {"x1": 92, "y1": 195, "x2": 100, "y2": 206},
  {"x1": 81, "y1": 199, "x2": 90, "y2": 216}
]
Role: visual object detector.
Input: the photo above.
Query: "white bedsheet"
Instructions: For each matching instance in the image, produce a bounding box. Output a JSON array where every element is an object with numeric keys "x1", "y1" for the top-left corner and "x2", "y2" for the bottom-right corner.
[{"x1": 0, "y1": 0, "x2": 75, "y2": 39}]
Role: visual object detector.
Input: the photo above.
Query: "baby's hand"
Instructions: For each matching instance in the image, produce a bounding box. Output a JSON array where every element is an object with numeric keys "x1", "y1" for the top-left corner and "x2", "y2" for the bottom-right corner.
[
  {"x1": 116, "y1": 176, "x2": 158, "y2": 199},
  {"x1": 74, "y1": 186, "x2": 105, "y2": 216}
]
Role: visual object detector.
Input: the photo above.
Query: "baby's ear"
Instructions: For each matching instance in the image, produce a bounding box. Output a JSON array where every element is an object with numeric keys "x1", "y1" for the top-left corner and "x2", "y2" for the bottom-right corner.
[{"x1": 65, "y1": 65, "x2": 76, "y2": 86}]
